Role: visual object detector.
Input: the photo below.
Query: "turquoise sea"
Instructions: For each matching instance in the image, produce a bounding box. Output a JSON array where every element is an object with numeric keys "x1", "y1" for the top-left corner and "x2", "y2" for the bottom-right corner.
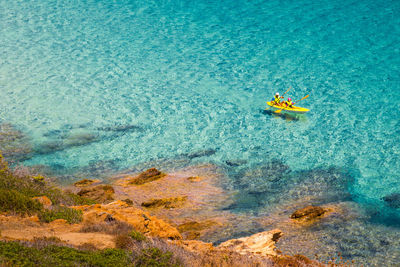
[{"x1": 1, "y1": 0, "x2": 399, "y2": 265}]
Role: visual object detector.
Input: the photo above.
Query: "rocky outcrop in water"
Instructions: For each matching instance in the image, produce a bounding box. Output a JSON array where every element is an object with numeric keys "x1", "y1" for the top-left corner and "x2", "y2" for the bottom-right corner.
[
  {"x1": 127, "y1": 168, "x2": 166, "y2": 185},
  {"x1": 290, "y1": 206, "x2": 326, "y2": 220},
  {"x1": 0, "y1": 123, "x2": 32, "y2": 162},
  {"x1": 187, "y1": 149, "x2": 217, "y2": 159},
  {"x1": 382, "y1": 193, "x2": 400, "y2": 209},
  {"x1": 141, "y1": 196, "x2": 187, "y2": 209}
]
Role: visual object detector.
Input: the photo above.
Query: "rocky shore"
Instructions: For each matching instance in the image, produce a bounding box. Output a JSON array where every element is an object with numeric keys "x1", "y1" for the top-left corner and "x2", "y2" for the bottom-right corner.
[{"x1": 0, "y1": 159, "x2": 329, "y2": 266}]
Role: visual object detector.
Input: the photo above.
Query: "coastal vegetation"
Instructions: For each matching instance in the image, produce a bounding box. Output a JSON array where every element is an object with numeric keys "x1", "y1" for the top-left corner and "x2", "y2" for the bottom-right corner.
[
  {"x1": 0, "y1": 153, "x2": 91, "y2": 222},
  {"x1": 0, "y1": 153, "x2": 330, "y2": 266}
]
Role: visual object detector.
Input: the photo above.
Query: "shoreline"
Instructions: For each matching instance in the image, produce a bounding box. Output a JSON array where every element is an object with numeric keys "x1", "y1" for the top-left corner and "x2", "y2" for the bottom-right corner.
[{"x1": 1, "y1": 123, "x2": 400, "y2": 265}]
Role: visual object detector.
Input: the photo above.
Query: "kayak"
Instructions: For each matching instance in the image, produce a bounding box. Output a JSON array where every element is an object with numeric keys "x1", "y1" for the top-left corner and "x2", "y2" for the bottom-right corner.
[{"x1": 266, "y1": 101, "x2": 310, "y2": 114}]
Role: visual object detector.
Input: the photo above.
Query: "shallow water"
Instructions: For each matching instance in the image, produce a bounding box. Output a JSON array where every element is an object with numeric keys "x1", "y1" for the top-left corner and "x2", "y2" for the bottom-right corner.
[{"x1": 1, "y1": 0, "x2": 400, "y2": 265}]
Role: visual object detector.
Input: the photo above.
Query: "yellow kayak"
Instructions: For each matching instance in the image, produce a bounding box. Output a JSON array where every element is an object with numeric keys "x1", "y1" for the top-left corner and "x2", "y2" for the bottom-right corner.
[{"x1": 266, "y1": 101, "x2": 310, "y2": 114}]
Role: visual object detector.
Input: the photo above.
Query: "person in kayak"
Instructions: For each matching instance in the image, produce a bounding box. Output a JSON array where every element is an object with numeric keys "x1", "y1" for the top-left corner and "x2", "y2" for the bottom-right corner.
[
  {"x1": 285, "y1": 97, "x2": 294, "y2": 108},
  {"x1": 272, "y1": 92, "x2": 283, "y2": 105}
]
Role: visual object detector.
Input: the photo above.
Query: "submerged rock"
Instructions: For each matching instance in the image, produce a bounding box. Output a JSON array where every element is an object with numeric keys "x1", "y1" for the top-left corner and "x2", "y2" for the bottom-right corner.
[
  {"x1": 225, "y1": 159, "x2": 247, "y2": 167},
  {"x1": 35, "y1": 131, "x2": 98, "y2": 155},
  {"x1": 35, "y1": 141, "x2": 64, "y2": 154},
  {"x1": 128, "y1": 168, "x2": 166, "y2": 185},
  {"x1": 187, "y1": 149, "x2": 217, "y2": 159},
  {"x1": 290, "y1": 206, "x2": 326, "y2": 220},
  {"x1": 64, "y1": 132, "x2": 97, "y2": 147},
  {"x1": 382, "y1": 193, "x2": 400, "y2": 209},
  {"x1": 0, "y1": 123, "x2": 32, "y2": 162},
  {"x1": 141, "y1": 196, "x2": 187, "y2": 209},
  {"x1": 97, "y1": 124, "x2": 143, "y2": 133},
  {"x1": 237, "y1": 159, "x2": 290, "y2": 193},
  {"x1": 177, "y1": 220, "x2": 220, "y2": 240}
]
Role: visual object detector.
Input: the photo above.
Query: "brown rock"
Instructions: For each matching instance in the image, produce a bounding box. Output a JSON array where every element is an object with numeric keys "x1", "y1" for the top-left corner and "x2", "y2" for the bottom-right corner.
[
  {"x1": 73, "y1": 200, "x2": 182, "y2": 240},
  {"x1": 77, "y1": 185, "x2": 114, "y2": 203},
  {"x1": 128, "y1": 168, "x2": 166, "y2": 185},
  {"x1": 218, "y1": 229, "x2": 282, "y2": 256},
  {"x1": 290, "y1": 206, "x2": 326, "y2": 220},
  {"x1": 74, "y1": 179, "x2": 100, "y2": 187},
  {"x1": 32, "y1": 196, "x2": 52, "y2": 209},
  {"x1": 177, "y1": 220, "x2": 218, "y2": 232},
  {"x1": 177, "y1": 220, "x2": 219, "y2": 240},
  {"x1": 141, "y1": 196, "x2": 187, "y2": 209},
  {"x1": 171, "y1": 239, "x2": 214, "y2": 253},
  {"x1": 187, "y1": 176, "x2": 202, "y2": 182}
]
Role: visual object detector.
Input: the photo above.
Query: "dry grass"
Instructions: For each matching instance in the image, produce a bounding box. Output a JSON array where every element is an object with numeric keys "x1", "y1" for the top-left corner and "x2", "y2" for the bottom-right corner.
[
  {"x1": 127, "y1": 238, "x2": 275, "y2": 267},
  {"x1": 79, "y1": 220, "x2": 133, "y2": 236}
]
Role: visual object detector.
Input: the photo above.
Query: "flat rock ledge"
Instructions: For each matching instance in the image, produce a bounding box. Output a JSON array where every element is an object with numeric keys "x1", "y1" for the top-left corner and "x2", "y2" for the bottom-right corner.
[{"x1": 218, "y1": 229, "x2": 283, "y2": 256}]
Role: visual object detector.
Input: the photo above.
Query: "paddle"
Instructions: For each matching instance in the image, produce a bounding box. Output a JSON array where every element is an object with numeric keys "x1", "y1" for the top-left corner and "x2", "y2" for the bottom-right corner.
[
  {"x1": 265, "y1": 87, "x2": 291, "y2": 110},
  {"x1": 274, "y1": 94, "x2": 309, "y2": 114}
]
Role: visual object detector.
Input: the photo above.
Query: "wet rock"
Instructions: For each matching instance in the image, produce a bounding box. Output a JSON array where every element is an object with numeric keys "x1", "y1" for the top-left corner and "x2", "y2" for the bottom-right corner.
[
  {"x1": 77, "y1": 185, "x2": 115, "y2": 203},
  {"x1": 187, "y1": 149, "x2": 217, "y2": 159},
  {"x1": 290, "y1": 206, "x2": 326, "y2": 220},
  {"x1": 128, "y1": 168, "x2": 166, "y2": 185},
  {"x1": 141, "y1": 196, "x2": 187, "y2": 209},
  {"x1": 218, "y1": 229, "x2": 283, "y2": 256},
  {"x1": 32, "y1": 196, "x2": 52, "y2": 209},
  {"x1": 382, "y1": 193, "x2": 400, "y2": 209}
]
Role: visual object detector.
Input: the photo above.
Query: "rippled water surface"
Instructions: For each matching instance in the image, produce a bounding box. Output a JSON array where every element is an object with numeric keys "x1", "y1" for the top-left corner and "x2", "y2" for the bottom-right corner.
[{"x1": 1, "y1": 0, "x2": 400, "y2": 265}]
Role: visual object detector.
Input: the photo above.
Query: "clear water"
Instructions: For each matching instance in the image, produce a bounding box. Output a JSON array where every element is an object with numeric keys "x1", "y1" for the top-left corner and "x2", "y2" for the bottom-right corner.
[{"x1": 1, "y1": 0, "x2": 400, "y2": 264}]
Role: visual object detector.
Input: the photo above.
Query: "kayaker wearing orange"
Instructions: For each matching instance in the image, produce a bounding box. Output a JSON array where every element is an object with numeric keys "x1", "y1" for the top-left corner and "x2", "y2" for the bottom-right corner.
[{"x1": 272, "y1": 92, "x2": 283, "y2": 105}]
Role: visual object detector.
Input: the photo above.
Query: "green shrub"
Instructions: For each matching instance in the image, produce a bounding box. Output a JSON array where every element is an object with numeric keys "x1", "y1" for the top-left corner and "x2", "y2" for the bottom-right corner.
[
  {"x1": 0, "y1": 241, "x2": 133, "y2": 267},
  {"x1": 0, "y1": 188, "x2": 43, "y2": 215},
  {"x1": 0, "y1": 153, "x2": 98, "y2": 209},
  {"x1": 135, "y1": 248, "x2": 180, "y2": 267},
  {"x1": 38, "y1": 206, "x2": 83, "y2": 224},
  {"x1": 65, "y1": 192, "x2": 96, "y2": 206},
  {"x1": 130, "y1": 230, "x2": 147, "y2": 242}
]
